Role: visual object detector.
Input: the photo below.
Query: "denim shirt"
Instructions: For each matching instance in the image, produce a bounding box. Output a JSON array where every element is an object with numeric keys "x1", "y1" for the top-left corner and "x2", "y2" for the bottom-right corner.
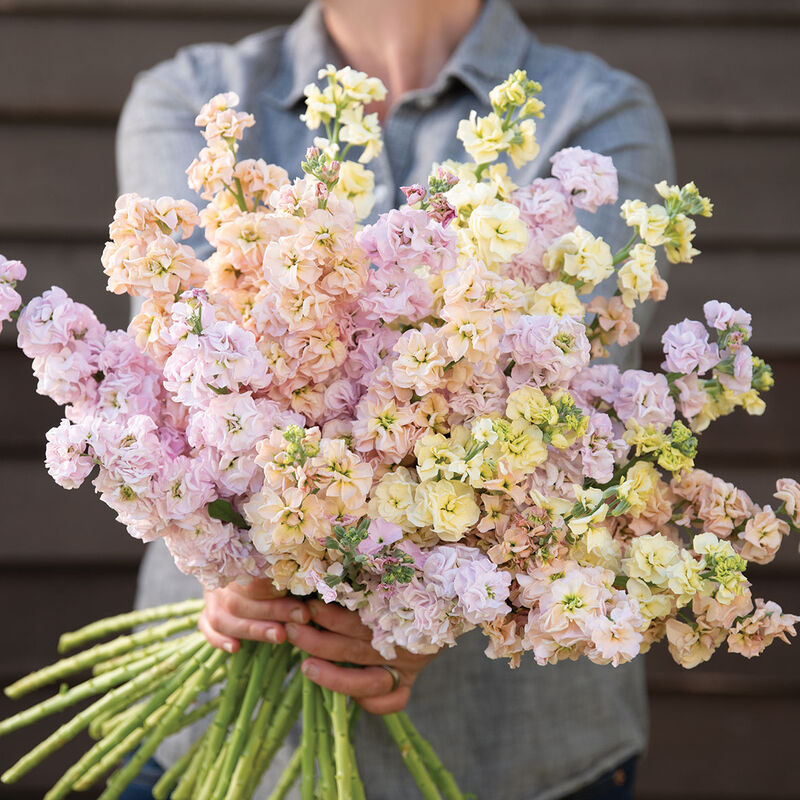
[{"x1": 118, "y1": 2, "x2": 674, "y2": 797}]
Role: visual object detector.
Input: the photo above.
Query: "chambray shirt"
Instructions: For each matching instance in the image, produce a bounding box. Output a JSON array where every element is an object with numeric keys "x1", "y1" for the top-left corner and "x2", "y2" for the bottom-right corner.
[{"x1": 118, "y1": 2, "x2": 674, "y2": 798}]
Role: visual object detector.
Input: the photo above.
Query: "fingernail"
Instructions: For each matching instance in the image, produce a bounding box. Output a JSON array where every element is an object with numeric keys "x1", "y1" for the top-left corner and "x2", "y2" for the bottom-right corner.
[
  {"x1": 289, "y1": 608, "x2": 306, "y2": 624},
  {"x1": 223, "y1": 642, "x2": 235, "y2": 653},
  {"x1": 264, "y1": 627, "x2": 279, "y2": 644},
  {"x1": 302, "y1": 661, "x2": 318, "y2": 680}
]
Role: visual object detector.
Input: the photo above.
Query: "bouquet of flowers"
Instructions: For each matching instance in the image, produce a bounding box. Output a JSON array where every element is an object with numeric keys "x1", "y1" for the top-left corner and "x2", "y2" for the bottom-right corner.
[{"x1": 1, "y1": 65, "x2": 798, "y2": 800}]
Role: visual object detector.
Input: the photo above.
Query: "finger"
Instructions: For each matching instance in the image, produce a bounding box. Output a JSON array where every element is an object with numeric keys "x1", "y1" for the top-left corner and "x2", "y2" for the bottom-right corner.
[
  {"x1": 221, "y1": 592, "x2": 309, "y2": 624},
  {"x1": 356, "y1": 687, "x2": 411, "y2": 715},
  {"x1": 204, "y1": 604, "x2": 286, "y2": 644},
  {"x1": 286, "y1": 623, "x2": 382, "y2": 666},
  {"x1": 198, "y1": 613, "x2": 239, "y2": 654},
  {"x1": 228, "y1": 578, "x2": 287, "y2": 601},
  {"x1": 301, "y1": 658, "x2": 399, "y2": 698},
  {"x1": 307, "y1": 599, "x2": 372, "y2": 641}
]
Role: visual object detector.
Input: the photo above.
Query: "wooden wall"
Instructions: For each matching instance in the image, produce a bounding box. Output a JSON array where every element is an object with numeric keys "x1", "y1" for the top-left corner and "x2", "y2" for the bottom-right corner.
[{"x1": 0, "y1": 1, "x2": 798, "y2": 797}]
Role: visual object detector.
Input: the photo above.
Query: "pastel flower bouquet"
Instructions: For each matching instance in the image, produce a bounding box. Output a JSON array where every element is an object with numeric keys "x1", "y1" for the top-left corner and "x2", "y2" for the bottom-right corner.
[{"x1": 2, "y1": 65, "x2": 799, "y2": 800}]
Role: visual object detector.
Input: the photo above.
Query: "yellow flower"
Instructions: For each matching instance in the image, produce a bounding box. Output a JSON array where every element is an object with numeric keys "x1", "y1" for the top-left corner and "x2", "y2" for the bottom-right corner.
[
  {"x1": 499, "y1": 417, "x2": 548, "y2": 472},
  {"x1": 333, "y1": 65, "x2": 387, "y2": 104},
  {"x1": 620, "y1": 199, "x2": 670, "y2": 247},
  {"x1": 663, "y1": 214, "x2": 699, "y2": 264},
  {"x1": 368, "y1": 467, "x2": 418, "y2": 532},
  {"x1": 617, "y1": 243, "x2": 657, "y2": 308},
  {"x1": 508, "y1": 119, "x2": 540, "y2": 168},
  {"x1": 368, "y1": 467, "x2": 418, "y2": 533},
  {"x1": 456, "y1": 110, "x2": 512, "y2": 165},
  {"x1": 334, "y1": 160, "x2": 375, "y2": 219},
  {"x1": 506, "y1": 385, "x2": 553, "y2": 426},
  {"x1": 486, "y1": 162, "x2": 518, "y2": 200},
  {"x1": 301, "y1": 83, "x2": 337, "y2": 130},
  {"x1": 543, "y1": 227, "x2": 614, "y2": 293},
  {"x1": 666, "y1": 552, "x2": 707, "y2": 607},
  {"x1": 465, "y1": 200, "x2": 528, "y2": 267},
  {"x1": 627, "y1": 578, "x2": 674, "y2": 622},
  {"x1": 740, "y1": 390, "x2": 766, "y2": 416},
  {"x1": 414, "y1": 432, "x2": 467, "y2": 481},
  {"x1": 528, "y1": 281, "x2": 586, "y2": 317},
  {"x1": 339, "y1": 106, "x2": 383, "y2": 163},
  {"x1": 408, "y1": 479, "x2": 480, "y2": 542},
  {"x1": 617, "y1": 461, "x2": 659, "y2": 517},
  {"x1": 623, "y1": 532, "x2": 681, "y2": 587}
]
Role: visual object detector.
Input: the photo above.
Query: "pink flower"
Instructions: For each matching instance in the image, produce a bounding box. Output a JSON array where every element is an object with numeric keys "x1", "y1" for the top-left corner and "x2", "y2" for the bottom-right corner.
[
  {"x1": 703, "y1": 300, "x2": 752, "y2": 338},
  {"x1": 45, "y1": 419, "x2": 94, "y2": 489},
  {"x1": 508, "y1": 179, "x2": 576, "y2": 284},
  {"x1": 672, "y1": 373, "x2": 707, "y2": 420},
  {"x1": 550, "y1": 147, "x2": 618, "y2": 212},
  {"x1": 774, "y1": 478, "x2": 800, "y2": 526},
  {"x1": 358, "y1": 517, "x2": 403, "y2": 556},
  {"x1": 359, "y1": 263, "x2": 434, "y2": 323},
  {"x1": 737, "y1": 505, "x2": 789, "y2": 565},
  {"x1": 717, "y1": 345, "x2": 753, "y2": 394},
  {"x1": 357, "y1": 207, "x2": 458, "y2": 274},
  {"x1": 661, "y1": 319, "x2": 719, "y2": 375},
  {"x1": 17, "y1": 287, "x2": 106, "y2": 360},
  {"x1": 727, "y1": 599, "x2": 799, "y2": 658},
  {"x1": 614, "y1": 370, "x2": 676, "y2": 429},
  {"x1": 504, "y1": 314, "x2": 590, "y2": 388}
]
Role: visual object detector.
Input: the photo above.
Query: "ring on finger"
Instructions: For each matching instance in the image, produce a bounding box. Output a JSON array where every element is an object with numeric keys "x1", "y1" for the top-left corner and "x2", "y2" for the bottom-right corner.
[{"x1": 378, "y1": 664, "x2": 401, "y2": 693}]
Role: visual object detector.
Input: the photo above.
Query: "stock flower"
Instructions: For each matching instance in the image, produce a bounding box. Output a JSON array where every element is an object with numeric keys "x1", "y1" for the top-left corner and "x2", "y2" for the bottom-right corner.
[
  {"x1": 550, "y1": 147, "x2": 618, "y2": 212},
  {"x1": 457, "y1": 110, "x2": 512, "y2": 164},
  {"x1": 408, "y1": 479, "x2": 480, "y2": 541}
]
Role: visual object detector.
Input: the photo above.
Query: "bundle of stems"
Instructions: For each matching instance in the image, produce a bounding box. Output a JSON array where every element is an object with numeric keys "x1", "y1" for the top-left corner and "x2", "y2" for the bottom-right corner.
[{"x1": 0, "y1": 601, "x2": 466, "y2": 800}]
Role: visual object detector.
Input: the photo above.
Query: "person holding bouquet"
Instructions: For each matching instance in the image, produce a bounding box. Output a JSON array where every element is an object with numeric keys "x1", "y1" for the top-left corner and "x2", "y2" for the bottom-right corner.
[{"x1": 117, "y1": 0, "x2": 673, "y2": 797}]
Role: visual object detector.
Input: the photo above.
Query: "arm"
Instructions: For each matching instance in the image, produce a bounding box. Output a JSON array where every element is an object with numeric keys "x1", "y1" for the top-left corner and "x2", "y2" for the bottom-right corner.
[{"x1": 568, "y1": 66, "x2": 676, "y2": 351}]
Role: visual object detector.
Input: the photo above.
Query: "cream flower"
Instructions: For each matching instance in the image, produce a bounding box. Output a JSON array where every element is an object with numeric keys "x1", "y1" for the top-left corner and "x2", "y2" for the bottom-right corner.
[
  {"x1": 456, "y1": 111, "x2": 512, "y2": 165},
  {"x1": 408, "y1": 479, "x2": 480, "y2": 541}
]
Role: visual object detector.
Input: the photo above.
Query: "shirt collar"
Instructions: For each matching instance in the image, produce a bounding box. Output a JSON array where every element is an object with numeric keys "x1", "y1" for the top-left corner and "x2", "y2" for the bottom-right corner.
[{"x1": 262, "y1": 0, "x2": 533, "y2": 110}]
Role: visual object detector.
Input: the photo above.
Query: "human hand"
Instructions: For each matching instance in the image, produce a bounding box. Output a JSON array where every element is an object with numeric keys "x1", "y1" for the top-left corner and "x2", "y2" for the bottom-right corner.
[
  {"x1": 287, "y1": 598, "x2": 438, "y2": 714},
  {"x1": 198, "y1": 578, "x2": 310, "y2": 653}
]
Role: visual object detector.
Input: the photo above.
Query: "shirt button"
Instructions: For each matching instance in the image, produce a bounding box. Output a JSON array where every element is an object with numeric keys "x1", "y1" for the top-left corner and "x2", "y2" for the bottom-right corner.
[
  {"x1": 373, "y1": 184, "x2": 389, "y2": 204},
  {"x1": 417, "y1": 96, "x2": 436, "y2": 111}
]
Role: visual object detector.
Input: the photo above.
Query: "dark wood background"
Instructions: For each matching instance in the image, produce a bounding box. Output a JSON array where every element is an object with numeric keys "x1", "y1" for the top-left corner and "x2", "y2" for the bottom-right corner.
[{"x1": 0, "y1": 1, "x2": 798, "y2": 797}]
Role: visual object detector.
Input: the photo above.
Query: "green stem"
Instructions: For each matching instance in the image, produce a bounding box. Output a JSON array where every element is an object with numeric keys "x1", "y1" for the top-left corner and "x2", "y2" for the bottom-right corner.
[
  {"x1": 398, "y1": 712, "x2": 464, "y2": 800},
  {"x1": 194, "y1": 641, "x2": 254, "y2": 800},
  {"x1": 383, "y1": 713, "x2": 442, "y2": 800},
  {"x1": 58, "y1": 600, "x2": 204, "y2": 653},
  {"x1": 223, "y1": 644, "x2": 293, "y2": 800},
  {"x1": 266, "y1": 747, "x2": 303, "y2": 800},
  {"x1": 210, "y1": 643, "x2": 272, "y2": 800},
  {"x1": 152, "y1": 735, "x2": 205, "y2": 800},
  {"x1": 248, "y1": 667, "x2": 303, "y2": 791},
  {"x1": 611, "y1": 232, "x2": 640, "y2": 266},
  {"x1": 301, "y1": 667, "x2": 316, "y2": 800},
  {"x1": 35, "y1": 639, "x2": 208, "y2": 799},
  {"x1": 315, "y1": 683, "x2": 336, "y2": 800},
  {"x1": 0, "y1": 633, "x2": 201, "y2": 739},
  {"x1": 171, "y1": 733, "x2": 209, "y2": 800},
  {"x1": 98, "y1": 647, "x2": 227, "y2": 800},
  {"x1": 93, "y1": 639, "x2": 176, "y2": 676},
  {"x1": 5, "y1": 615, "x2": 201, "y2": 699},
  {"x1": 331, "y1": 691, "x2": 351, "y2": 800}
]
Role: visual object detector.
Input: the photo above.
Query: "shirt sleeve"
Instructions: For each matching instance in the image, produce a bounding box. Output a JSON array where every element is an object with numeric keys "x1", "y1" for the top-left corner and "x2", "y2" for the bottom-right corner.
[
  {"x1": 116, "y1": 46, "x2": 218, "y2": 258},
  {"x1": 565, "y1": 63, "x2": 675, "y2": 364}
]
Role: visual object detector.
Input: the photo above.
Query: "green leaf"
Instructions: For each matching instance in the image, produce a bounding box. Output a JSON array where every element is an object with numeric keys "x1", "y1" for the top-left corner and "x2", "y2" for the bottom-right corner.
[
  {"x1": 207, "y1": 498, "x2": 250, "y2": 530},
  {"x1": 206, "y1": 383, "x2": 231, "y2": 395}
]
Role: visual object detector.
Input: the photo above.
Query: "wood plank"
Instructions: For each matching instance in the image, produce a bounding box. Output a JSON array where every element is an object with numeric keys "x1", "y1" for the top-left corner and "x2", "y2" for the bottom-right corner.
[
  {"x1": 1, "y1": 18, "x2": 796, "y2": 129},
  {"x1": 639, "y1": 694, "x2": 800, "y2": 798},
  {"x1": 1, "y1": 124, "x2": 798, "y2": 245},
  {"x1": 0, "y1": 566, "x2": 138, "y2": 682},
  {"x1": 0, "y1": 239, "x2": 128, "y2": 347},
  {"x1": 0, "y1": 459, "x2": 142, "y2": 565},
  {"x1": 2, "y1": 0, "x2": 799, "y2": 23},
  {"x1": 0, "y1": 567, "x2": 137, "y2": 800},
  {"x1": 640, "y1": 249, "x2": 800, "y2": 355}
]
